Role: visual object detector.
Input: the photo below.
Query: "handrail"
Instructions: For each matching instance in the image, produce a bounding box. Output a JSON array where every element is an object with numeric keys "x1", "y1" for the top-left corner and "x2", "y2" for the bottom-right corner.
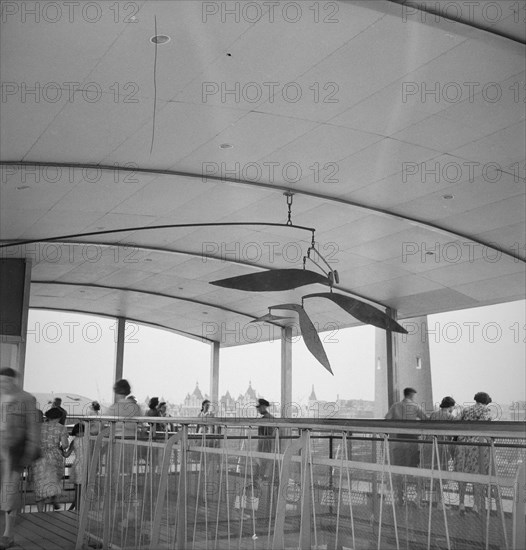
[{"x1": 74, "y1": 415, "x2": 526, "y2": 439}]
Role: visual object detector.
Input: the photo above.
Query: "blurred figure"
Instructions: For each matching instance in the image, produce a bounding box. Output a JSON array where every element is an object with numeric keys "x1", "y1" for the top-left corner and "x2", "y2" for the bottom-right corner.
[
  {"x1": 0, "y1": 368, "x2": 41, "y2": 550},
  {"x1": 454, "y1": 392, "x2": 493, "y2": 514},
  {"x1": 105, "y1": 379, "x2": 142, "y2": 528},
  {"x1": 106, "y1": 379, "x2": 142, "y2": 438},
  {"x1": 62, "y1": 423, "x2": 86, "y2": 511},
  {"x1": 385, "y1": 387, "x2": 427, "y2": 506},
  {"x1": 51, "y1": 397, "x2": 67, "y2": 426},
  {"x1": 33, "y1": 408, "x2": 69, "y2": 511}
]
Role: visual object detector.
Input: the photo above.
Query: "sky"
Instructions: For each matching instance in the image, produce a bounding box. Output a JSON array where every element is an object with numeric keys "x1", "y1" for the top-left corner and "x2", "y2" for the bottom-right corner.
[{"x1": 23, "y1": 299, "x2": 525, "y2": 414}]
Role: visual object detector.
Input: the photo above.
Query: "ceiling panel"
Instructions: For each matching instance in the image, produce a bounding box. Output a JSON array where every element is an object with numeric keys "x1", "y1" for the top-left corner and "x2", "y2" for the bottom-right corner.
[{"x1": 1, "y1": 0, "x2": 524, "y2": 345}]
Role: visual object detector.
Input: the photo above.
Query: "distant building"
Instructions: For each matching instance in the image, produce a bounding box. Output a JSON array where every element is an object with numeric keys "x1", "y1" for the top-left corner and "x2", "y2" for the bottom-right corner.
[{"x1": 180, "y1": 382, "x2": 209, "y2": 417}]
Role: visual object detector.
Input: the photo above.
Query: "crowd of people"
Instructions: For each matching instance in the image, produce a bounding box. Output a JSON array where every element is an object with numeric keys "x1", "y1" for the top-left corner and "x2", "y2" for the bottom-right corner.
[
  {"x1": 385, "y1": 387, "x2": 494, "y2": 511},
  {"x1": 0, "y1": 369, "x2": 497, "y2": 549}
]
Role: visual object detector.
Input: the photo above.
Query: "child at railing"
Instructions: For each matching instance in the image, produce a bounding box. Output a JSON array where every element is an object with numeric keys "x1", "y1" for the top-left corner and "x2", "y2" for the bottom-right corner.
[{"x1": 62, "y1": 423, "x2": 86, "y2": 511}]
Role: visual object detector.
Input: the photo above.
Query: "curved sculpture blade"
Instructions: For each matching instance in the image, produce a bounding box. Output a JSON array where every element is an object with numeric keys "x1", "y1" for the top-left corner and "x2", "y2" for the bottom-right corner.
[
  {"x1": 270, "y1": 303, "x2": 333, "y2": 374},
  {"x1": 210, "y1": 269, "x2": 330, "y2": 292},
  {"x1": 303, "y1": 293, "x2": 408, "y2": 334},
  {"x1": 249, "y1": 313, "x2": 294, "y2": 323}
]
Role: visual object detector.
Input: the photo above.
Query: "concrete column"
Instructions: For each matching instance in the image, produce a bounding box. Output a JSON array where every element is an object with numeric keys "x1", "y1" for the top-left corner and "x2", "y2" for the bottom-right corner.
[
  {"x1": 385, "y1": 307, "x2": 399, "y2": 410},
  {"x1": 114, "y1": 317, "x2": 125, "y2": 388},
  {"x1": 0, "y1": 259, "x2": 31, "y2": 387},
  {"x1": 281, "y1": 326, "x2": 292, "y2": 417},
  {"x1": 210, "y1": 341, "x2": 220, "y2": 412},
  {"x1": 375, "y1": 314, "x2": 433, "y2": 417}
]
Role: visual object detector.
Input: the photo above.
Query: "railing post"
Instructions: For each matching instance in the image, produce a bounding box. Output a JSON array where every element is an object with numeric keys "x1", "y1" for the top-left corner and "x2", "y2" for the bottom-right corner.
[
  {"x1": 176, "y1": 424, "x2": 188, "y2": 550},
  {"x1": 273, "y1": 431, "x2": 306, "y2": 550},
  {"x1": 150, "y1": 433, "x2": 182, "y2": 549},
  {"x1": 76, "y1": 431, "x2": 105, "y2": 550},
  {"x1": 512, "y1": 461, "x2": 525, "y2": 550},
  {"x1": 300, "y1": 430, "x2": 312, "y2": 550},
  {"x1": 102, "y1": 423, "x2": 115, "y2": 549}
]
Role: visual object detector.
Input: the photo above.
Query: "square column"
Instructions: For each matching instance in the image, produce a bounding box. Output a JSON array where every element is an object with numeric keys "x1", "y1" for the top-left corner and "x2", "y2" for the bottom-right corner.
[
  {"x1": 114, "y1": 317, "x2": 125, "y2": 392},
  {"x1": 281, "y1": 326, "x2": 292, "y2": 417},
  {"x1": 210, "y1": 341, "x2": 220, "y2": 410}
]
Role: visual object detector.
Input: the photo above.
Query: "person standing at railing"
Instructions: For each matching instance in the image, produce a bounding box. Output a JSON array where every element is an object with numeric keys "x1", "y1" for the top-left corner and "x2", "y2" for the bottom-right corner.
[
  {"x1": 0, "y1": 368, "x2": 41, "y2": 550},
  {"x1": 146, "y1": 397, "x2": 161, "y2": 439},
  {"x1": 255, "y1": 398, "x2": 276, "y2": 480},
  {"x1": 33, "y1": 407, "x2": 69, "y2": 512},
  {"x1": 454, "y1": 392, "x2": 493, "y2": 515},
  {"x1": 385, "y1": 387, "x2": 428, "y2": 506},
  {"x1": 420, "y1": 396, "x2": 456, "y2": 509},
  {"x1": 105, "y1": 379, "x2": 143, "y2": 529},
  {"x1": 50, "y1": 398, "x2": 67, "y2": 426},
  {"x1": 62, "y1": 422, "x2": 86, "y2": 511}
]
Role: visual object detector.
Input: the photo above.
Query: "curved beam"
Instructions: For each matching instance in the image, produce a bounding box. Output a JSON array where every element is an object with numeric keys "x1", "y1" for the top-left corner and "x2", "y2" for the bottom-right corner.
[
  {"x1": 1, "y1": 161, "x2": 523, "y2": 264},
  {"x1": 31, "y1": 280, "x2": 283, "y2": 326},
  {"x1": 387, "y1": 0, "x2": 526, "y2": 45},
  {"x1": 29, "y1": 306, "x2": 214, "y2": 344},
  {"x1": 8, "y1": 239, "x2": 390, "y2": 309}
]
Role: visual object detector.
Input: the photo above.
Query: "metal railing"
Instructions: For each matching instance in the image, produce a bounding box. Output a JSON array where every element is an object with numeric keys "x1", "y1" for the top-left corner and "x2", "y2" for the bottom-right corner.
[{"x1": 68, "y1": 417, "x2": 525, "y2": 550}]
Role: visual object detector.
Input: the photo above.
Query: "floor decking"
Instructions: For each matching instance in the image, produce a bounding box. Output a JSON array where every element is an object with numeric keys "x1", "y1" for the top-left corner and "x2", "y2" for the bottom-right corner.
[{"x1": 0, "y1": 511, "x2": 79, "y2": 550}]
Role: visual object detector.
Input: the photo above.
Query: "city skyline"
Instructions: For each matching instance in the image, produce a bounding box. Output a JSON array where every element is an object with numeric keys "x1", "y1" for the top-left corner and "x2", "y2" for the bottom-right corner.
[{"x1": 23, "y1": 300, "x2": 525, "y2": 415}]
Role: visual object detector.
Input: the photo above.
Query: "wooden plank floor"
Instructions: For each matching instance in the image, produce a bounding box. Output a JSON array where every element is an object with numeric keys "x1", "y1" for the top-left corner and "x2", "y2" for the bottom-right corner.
[{"x1": 0, "y1": 511, "x2": 79, "y2": 550}]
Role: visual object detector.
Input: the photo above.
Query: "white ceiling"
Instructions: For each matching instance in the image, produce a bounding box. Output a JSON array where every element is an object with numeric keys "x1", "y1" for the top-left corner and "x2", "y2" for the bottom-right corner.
[{"x1": 1, "y1": 0, "x2": 524, "y2": 346}]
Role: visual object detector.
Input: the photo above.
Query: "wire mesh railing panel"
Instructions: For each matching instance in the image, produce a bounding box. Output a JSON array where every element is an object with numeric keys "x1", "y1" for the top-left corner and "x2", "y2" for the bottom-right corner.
[{"x1": 72, "y1": 418, "x2": 524, "y2": 550}]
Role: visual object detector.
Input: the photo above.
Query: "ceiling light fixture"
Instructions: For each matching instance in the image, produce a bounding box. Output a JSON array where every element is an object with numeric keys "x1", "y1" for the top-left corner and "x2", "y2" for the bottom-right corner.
[
  {"x1": 219, "y1": 143, "x2": 233, "y2": 149},
  {"x1": 442, "y1": 194, "x2": 454, "y2": 200},
  {"x1": 150, "y1": 35, "x2": 170, "y2": 45}
]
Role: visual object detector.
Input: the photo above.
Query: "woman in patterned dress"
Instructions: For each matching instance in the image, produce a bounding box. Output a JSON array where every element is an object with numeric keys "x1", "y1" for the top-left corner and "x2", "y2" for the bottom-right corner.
[
  {"x1": 32, "y1": 407, "x2": 69, "y2": 511},
  {"x1": 454, "y1": 392, "x2": 493, "y2": 514}
]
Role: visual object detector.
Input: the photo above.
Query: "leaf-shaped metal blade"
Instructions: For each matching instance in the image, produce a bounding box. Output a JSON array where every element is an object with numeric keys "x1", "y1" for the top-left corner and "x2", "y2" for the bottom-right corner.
[
  {"x1": 210, "y1": 269, "x2": 330, "y2": 292},
  {"x1": 249, "y1": 313, "x2": 295, "y2": 324},
  {"x1": 303, "y1": 293, "x2": 408, "y2": 334},
  {"x1": 270, "y1": 304, "x2": 333, "y2": 374}
]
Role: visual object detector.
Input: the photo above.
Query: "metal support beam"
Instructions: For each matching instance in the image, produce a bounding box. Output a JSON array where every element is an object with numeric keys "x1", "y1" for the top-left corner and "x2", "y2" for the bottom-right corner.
[
  {"x1": 210, "y1": 341, "x2": 220, "y2": 411},
  {"x1": 385, "y1": 307, "x2": 399, "y2": 408},
  {"x1": 114, "y1": 317, "x2": 125, "y2": 395},
  {"x1": 281, "y1": 326, "x2": 292, "y2": 417}
]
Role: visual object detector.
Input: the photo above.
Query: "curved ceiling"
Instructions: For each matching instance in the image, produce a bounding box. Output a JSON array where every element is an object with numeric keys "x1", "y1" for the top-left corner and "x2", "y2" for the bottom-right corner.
[{"x1": 1, "y1": 0, "x2": 524, "y2": 346}]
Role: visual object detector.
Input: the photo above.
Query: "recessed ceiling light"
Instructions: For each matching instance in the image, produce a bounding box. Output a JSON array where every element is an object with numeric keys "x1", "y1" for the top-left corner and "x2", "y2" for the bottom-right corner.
[
  {"x1": 144, "y1": 258, "x2": 152, "y2": 262},
  {"x1": 219, "y1": 143, "x2": 233, "y2": 149},
  {"x1": 178, "y1": 287, "x2": 184, "y2": 290},
  {"x1": 442, "y1": 194, "x2": 454, "y2": 200},
  {"x1": 16, "y1": 185, "x2": 30, "y2": 190},
  {"x1": 150, "y1": 35, "x2": 170, "y2": 45}
]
